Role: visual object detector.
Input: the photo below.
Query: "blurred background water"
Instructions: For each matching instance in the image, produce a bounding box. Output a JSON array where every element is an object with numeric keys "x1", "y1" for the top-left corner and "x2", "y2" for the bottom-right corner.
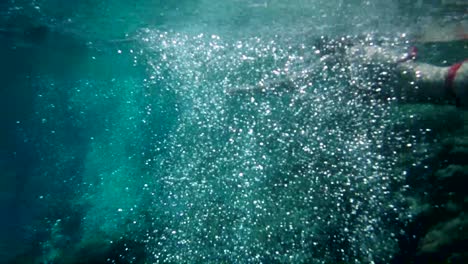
[{"x1": 0, "y1": 0, "x2": 467, "y2": 263}]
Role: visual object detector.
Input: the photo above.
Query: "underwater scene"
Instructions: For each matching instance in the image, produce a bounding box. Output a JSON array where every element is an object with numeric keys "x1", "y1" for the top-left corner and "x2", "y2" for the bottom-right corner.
[{"x1": 1, "y1": 0, "x2": 467, "y2": 263}]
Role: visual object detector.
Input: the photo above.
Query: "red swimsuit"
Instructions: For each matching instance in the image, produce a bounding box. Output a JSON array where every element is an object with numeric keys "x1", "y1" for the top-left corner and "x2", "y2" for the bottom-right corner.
[{"x1": 445, "y1": 59, "x2": 467, "y2": 97}]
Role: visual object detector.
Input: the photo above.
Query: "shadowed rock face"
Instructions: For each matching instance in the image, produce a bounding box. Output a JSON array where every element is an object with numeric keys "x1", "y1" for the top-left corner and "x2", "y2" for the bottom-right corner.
[{"x1": 0, "y1": 14, "x2": 94, "y2": 263}]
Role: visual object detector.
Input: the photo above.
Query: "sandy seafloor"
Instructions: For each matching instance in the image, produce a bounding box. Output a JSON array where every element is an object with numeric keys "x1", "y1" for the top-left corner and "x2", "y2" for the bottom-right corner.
[{"x1": 0, "y1": 1, "x2": 467, "y2": 263}]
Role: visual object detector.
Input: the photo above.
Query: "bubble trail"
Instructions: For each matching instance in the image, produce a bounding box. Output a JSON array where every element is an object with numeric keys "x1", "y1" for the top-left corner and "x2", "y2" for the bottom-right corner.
[{"x1": 111, "y1": 30, "x2": 411, "y2": 263}]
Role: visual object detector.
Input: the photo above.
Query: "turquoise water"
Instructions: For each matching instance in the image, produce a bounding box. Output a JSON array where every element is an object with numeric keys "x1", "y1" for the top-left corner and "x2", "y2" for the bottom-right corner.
[{"x1": 1, "y1": 1, "x2": 466, "y2": 263}]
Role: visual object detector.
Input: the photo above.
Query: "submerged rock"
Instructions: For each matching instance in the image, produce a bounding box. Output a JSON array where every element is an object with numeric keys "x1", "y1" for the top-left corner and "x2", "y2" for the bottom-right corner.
[
  {"x1": 419, "y1": 213, "x2": 468, "y2": 262},
  {"x1": 399, "y1": 108, "x2": 468, "y2": 263}
]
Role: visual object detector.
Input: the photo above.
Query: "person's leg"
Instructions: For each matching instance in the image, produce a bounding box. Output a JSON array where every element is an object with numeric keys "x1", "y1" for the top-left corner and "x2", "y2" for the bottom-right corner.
[
  {"x1": 450, "y1": 60, "x2": 468, "y2": 107},
  {"x1": 354, "y1": 45, "x2": 467, "y2": 106},
  {"x1": 396, "y1": 61, "x2": 447, "y2": 99},
  {"x1": 397, "y1": 60, "x2": 468, "y2": 107}
]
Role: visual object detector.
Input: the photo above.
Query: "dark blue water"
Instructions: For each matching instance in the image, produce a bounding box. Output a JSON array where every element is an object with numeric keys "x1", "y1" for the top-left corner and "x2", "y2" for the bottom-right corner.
[{"x1": 1, "y1": 1, "x2": 467, "y2": 263}]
